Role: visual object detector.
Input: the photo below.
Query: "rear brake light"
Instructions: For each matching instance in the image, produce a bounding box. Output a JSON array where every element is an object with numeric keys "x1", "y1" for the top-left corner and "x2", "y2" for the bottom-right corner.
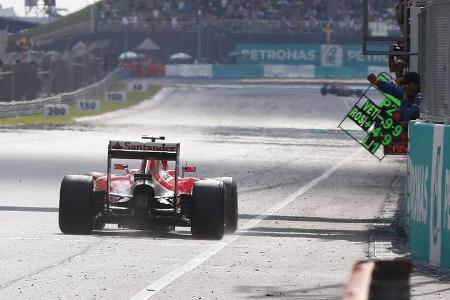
[
  {"x1": 183, "y1": 166, "x2": 197, "y2": 173},
  {"x1": 114, "y1": 164, "x2": 128, "y2": 170}
]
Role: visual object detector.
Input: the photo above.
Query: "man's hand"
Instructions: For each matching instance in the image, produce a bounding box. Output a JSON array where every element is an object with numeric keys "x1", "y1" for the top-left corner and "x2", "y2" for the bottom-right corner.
[
  {"x1": 367, "y1": 73, "x2": 377, "y2": 84},
  {"x1": 367, "y1": 73, "x2": 382, "y2": 87}
]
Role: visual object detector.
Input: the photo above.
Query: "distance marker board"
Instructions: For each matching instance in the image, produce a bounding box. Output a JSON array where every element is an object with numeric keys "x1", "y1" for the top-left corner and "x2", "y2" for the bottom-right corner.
[
  {"x1": 43, "y1": 104, "x2": 69, "y2": 118},
  {"x1": 105, "y1": 91, "x2": 127, "y2": 103},
  {"x1": 127, "y1": 81, "x2": 148, "y2": 92},
  {"x1": 76, "y1": 99, "x2": 100, "y2": 112}
]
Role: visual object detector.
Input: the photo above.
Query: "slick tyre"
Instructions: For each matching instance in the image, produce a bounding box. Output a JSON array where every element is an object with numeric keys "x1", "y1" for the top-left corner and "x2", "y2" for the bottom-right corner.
[
  {"x1": 191, "y1": 180, "x2": 225, "y2": 240},
  {"x1": 59, "y1": 175, "x2": 95, "y2": 234},
  {"x1": 215, "y1": 177, "x2": 238, "y2": 234}
]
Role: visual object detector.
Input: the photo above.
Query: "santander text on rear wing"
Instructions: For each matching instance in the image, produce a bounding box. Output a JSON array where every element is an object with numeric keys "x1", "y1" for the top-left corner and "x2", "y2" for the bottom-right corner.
[{"x1": 108, "y1": 141, "x2": 180, "y2": 161}]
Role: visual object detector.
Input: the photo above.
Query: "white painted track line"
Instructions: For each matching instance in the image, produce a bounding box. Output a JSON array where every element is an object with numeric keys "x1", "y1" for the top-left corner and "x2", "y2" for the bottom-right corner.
[{"x1": 131, "y1": 152, "x2": 358, "y2": 300}]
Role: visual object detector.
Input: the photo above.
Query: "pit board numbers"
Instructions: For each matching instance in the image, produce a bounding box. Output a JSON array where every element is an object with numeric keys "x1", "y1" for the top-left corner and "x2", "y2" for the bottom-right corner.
[
  {"x1": 105, "y1": 91, "x2": 127, "y2": 103},
  {"x1": 43, "y1": 104, "x2": 69, "y2": 118},
  {"x1": 338, "y1": 73, "x2": 405, "y2": 161}
]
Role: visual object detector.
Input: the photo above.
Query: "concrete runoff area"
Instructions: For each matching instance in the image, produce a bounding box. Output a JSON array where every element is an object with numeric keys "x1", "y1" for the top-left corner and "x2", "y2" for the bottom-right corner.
[{"x1": 0, "y1": 83, "x2": 448, "y2": 299}]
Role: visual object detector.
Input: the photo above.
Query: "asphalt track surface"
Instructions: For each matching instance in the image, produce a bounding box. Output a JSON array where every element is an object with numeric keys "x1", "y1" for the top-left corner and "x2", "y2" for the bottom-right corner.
[{"x1": 0, "y1": 82, "x2": 449, "y2": 299}]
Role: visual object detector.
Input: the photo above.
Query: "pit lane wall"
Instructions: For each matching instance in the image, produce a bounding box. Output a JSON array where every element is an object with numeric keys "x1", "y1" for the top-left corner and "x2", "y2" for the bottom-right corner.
[{"x1": 407, "y1": 121, "x2": 450, "y2": 268}]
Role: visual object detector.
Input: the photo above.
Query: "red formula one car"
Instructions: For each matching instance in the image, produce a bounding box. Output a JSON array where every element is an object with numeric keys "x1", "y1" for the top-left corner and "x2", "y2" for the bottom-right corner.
[{"x1": 58, "y1": 136, "x2": 238, "y2": 240}]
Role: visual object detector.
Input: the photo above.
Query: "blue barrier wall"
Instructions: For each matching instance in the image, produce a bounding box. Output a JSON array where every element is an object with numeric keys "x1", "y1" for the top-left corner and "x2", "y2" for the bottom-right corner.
[
  {"x1": 235, "y1": 43, "x2": 387, "y2": 78},
  {"x1": 407, "y1": 121, "x2": 450, "y2": 268},
  {"x1": 163, "y1": 44, "x2": 389, "y2": 79},
  {"x1": 408, "y1": 122, "x2": 434, "y2": 263},
  {"x1": 442, "y1": 127, "x2": 450, "y2": 268}
]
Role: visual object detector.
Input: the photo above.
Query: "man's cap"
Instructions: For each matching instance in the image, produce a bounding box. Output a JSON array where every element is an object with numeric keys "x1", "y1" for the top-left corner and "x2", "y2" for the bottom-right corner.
[{"x1": 402, "y1": 72, "x2": 420, "y2": 85}]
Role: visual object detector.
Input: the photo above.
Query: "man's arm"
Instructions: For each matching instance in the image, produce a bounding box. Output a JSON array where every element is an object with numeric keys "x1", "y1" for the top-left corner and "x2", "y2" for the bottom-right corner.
[
  {"x1": 377, "y1": 81, "x2": 404, "y2": 99},
  {"x1": 367, "y1": 73, "x2": 404, "y2": 99}
]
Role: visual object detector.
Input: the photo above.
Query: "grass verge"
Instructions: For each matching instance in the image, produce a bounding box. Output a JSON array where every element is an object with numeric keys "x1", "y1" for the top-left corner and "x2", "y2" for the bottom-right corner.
[{"x1": 0, "y1": 82, "x2": 161, "y2": 126}]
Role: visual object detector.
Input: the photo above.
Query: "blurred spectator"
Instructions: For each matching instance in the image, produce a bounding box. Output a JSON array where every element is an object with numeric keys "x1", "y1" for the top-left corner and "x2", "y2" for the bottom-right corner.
[
  {"x1": 95, "y1": 0, "x2": 395, "y2": 32},
  {"x1": 389, "y1": 41, "x2": 409, "y2": 84}
]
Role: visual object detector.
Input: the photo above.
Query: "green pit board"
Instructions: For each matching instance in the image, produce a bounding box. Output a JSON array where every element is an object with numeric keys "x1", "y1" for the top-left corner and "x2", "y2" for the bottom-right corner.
[{"x1": 338, "y1": 73, "x2": 404, "y2": 161}]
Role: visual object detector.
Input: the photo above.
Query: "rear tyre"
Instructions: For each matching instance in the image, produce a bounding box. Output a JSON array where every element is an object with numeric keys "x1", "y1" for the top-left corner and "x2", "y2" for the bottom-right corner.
[
  {"x1": 191, "y1": 180, "x2": 225, "y2": 240},
  {"x1": 59, "y1": 175, "x2": 95, "y2": 234},
  {"x1": 215, "y1": 177, "x2": 238, "y2": 234}
]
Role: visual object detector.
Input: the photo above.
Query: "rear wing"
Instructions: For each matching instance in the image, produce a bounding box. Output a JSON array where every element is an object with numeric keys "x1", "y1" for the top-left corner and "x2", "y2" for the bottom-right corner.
[
  {"x1": 106, "y1": 140, "x2": 181, "y2": 212},
  {"x1": 108, "y1": 140, "x2": 180, "y2": 161}
]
